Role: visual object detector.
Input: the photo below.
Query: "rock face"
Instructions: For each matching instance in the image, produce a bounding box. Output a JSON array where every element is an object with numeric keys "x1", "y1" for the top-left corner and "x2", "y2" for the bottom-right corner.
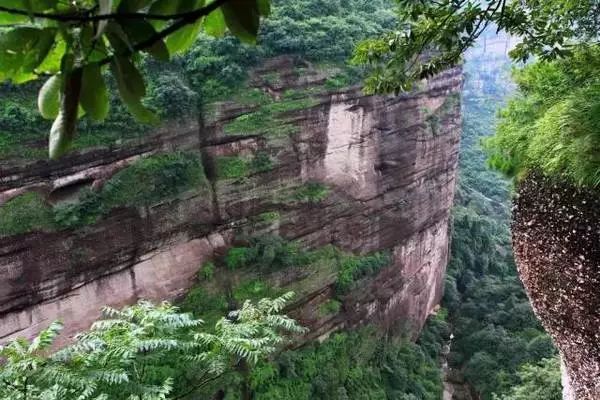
[
  {"x1": 0, "y1": 57, "x2": 462, "y2": 344},
  {"x1": 512, "y1": 173, "x2": 600, "y2": 400}
]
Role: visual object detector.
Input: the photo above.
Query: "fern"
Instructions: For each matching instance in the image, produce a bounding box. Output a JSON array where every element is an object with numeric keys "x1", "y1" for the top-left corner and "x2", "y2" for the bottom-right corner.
[{"x1": 0, "y1": 295, "x2": 304, "y2": 400}]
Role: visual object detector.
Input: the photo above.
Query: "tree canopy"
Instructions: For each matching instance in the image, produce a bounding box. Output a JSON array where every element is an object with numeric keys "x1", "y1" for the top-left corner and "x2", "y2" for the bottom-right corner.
[
  {"x1": 0, "y1": 294, "x2": 305, "y2": 400},
  {"x1": 353, "y1": 0, "x2": 600, "y2": 94},
  {"x1": 0, "y1": 0, "x2": 271, "y2": 159}
]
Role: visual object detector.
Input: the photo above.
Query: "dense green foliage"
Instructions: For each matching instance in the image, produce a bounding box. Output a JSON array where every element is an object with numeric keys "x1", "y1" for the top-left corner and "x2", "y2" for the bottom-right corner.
[
  {"x1": 442, "y1": 43, "x2": 561, "y2": 399},
  {"x1": 216, "y1": 152, "x2": 274, "y2": 180},
  {"x1": 250, "y1": 316, "x2": 447, "y2": 400},
  {"x1": 495, "y1": 357, "x2": 562, "y2": 400},
  {"x1": 0, "y1": 0, "x2": 395, "y2": 160},
  {"x1": 0, "y1": 192, "x2": 54, "y2": 237},
  {"x1": 486, "y1": 45, "x2": 600, "y2": 187},
  {"x1": 0, "y1": 152, "x2": 205, "y2": 235},
  {"x1": 0, "y1": 0, "x2": 274, "y2": 159},
  {"x1": 0, "y1": 296, "x2": 305, "y2": 400},
  {"x1": 353, "y1": 0, "x2": 600, "y2": 94}
]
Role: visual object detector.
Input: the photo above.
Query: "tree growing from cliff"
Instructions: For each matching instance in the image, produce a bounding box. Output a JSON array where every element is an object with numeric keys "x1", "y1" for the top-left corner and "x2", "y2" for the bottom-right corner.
[
  {"x1": 353, "y1": 0, "x2": 600, "y2": 94},
  {"x1": 0, "y1": 293, "x2": 305, "y2": 400},
  {"x1": 0, "y1": 0, "x2": 270, "y2": 159}
]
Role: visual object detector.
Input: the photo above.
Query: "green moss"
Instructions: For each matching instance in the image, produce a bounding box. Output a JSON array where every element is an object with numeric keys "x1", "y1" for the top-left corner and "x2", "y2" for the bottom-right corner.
[
  {"x1": 200, "y1": 261, "x2": 215, "y2": 281},
  {"x1": 254, "y1": 211, "x2": 280, "y2": 223},
  {"x1": 216, "y1": 152, "x2": 274, "y2": 181},
  {"x1": 233, "y1": 279, "x2": 282, "y2": 303},
  {"x1": 318, "y1": 299, "x2": 342, "y2": 317},
  {"x1": 293, "y1": 182, "x2": 330, "y2": 203},
  {"x1": 223, "y1": 96, "x2": 320, "y2": 137},
  {"x1": 216, "y1": 156, "x2": 249, "y2": 180},
  {"x1": 335, "y1": 251, "x2": 391, "y2": 295},
  {"x1": 104, "y1": 152, "x2": 206, "y2": 207},
  {"x1": 2, "y1": 152, "x2": 206, "y2": 234},
  {"x1": 0, "y1": 193, "x2": 55, "y2": 237}
]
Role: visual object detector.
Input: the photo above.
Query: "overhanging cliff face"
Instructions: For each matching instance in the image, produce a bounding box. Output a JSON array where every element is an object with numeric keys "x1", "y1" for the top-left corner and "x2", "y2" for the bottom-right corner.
[
  {"x1": 513, "y1": 173, "x2": 600, "y2": 400},
  {"x1": 0, "y1": 57, "x2": 462, "y2": 343}
]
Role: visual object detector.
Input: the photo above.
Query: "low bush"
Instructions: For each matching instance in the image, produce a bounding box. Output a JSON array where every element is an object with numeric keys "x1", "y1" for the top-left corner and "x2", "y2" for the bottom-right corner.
[
  {"x1": 0, "y1": 192, "x2": 54, "y2": 236},
  {"x1": 336, "y1": 251, "x2": 391, "y2": 294},
  {"x1": 293, "y1": 182, "x2": 330, "y2": 203}
]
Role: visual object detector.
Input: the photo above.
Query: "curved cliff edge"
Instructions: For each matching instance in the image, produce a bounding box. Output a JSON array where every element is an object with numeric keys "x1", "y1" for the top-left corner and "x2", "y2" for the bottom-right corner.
[
  {"x1": 513, "y1": 173, "x2": 600, "y2": 400},
  {"x1": 0, "y1": 57, "x2": 463, "y2": 344}
]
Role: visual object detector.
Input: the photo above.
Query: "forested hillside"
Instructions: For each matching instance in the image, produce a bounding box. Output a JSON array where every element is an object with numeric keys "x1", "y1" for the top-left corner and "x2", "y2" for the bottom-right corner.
[
  {"x1": 0, "y1": 0, "x2": 395, "y2": 161},
  {"x1": 441, "y1": 35, "x2": 561, "y2": 400}
]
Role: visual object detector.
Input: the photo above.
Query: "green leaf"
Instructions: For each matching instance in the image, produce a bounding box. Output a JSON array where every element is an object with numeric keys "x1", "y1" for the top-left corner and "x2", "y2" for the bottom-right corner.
[
  {"x1": 257, "y1": 0, "x2": 270, "y2": 16},
  {"x1": 148, "y1": 0, "x2": 181, "y2": 30},
  {"x1": 164, "y1": 0, "x2": 206, "y2": 54},
  {"x1": 111, "y1": 56, "x2": 158, "y2": 124},
  {"x1": 221, "y1": 0, "x2": 261, "y2": 44},
  {"x1": 38, "y1": 74, "x2": 62, "y2": 120},
  {"x1": 36, "y1": 38, "x2": 66, "y2": 74},
  {"x1": 49, "y1": 68, "x2": 82, "y2": 160},
  {"x1": 117, "y1": 0, "x2": 153, "y2": 12},
  {"x1": 80, "y1": 64, "x2": 109, "y2": 121},
  {"x1": 203, "y1": 9, "x2": 226, "y2": 37},
  {"x1": 120, "y1": 19, "x2": 170, "y2": 61},
  {"x1": 0, "y1": 27, "x2": 56, "y2": 83}
]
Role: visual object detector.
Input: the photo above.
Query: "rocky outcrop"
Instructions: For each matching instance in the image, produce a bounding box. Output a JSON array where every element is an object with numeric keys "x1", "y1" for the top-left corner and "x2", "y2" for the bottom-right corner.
[
  {"x1": 0, "y1": 57, "x2": 462, "y2": 344},
  {"x1": 512, "y1": 173, "x2": 600, "y2": 400}
]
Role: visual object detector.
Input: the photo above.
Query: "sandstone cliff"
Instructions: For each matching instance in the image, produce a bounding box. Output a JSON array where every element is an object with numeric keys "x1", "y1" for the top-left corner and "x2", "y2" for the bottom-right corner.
[{"x1": 0, "y1": 57, "x2": 462, "y2": 344}]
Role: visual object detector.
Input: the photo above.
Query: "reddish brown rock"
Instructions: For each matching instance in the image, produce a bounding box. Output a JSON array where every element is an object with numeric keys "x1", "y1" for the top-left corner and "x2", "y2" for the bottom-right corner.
[
  {"x1": 0, "y1": 58, "x2": 462, "y2": 344},
  {"x1": 512, "y1": 173, "x2": 600, "y2": 400}
]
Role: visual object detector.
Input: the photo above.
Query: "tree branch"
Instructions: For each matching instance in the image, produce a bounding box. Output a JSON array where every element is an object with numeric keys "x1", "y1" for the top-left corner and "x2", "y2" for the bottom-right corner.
[
  {"x1": 0, "y1": 0, "x2": 228, "y2": 23},
  {"x1": 96, "y1": 0, "x2": 230, "y2": 67}
]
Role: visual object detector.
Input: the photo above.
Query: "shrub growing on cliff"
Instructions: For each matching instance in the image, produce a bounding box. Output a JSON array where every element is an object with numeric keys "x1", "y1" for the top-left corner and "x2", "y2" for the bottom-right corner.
[
  {"x1": 103, "y1": 152, "x2": 206, "y2": 207},
  {"x1": 486, "y1": 46, "x2": 600, "y2": 187},
  {"x1": 0, "y1": 192, "x2": 54, "y2": 236},
  {"x1": 54, "y1": 152, "x2": 206, "y2": 229},
  {"x1": 335, "y1": 251, "x2": 391, "y2": 294},
  {"x1": 0, "y1": 295, "x2": 305, "y2": 400},
  {"x1": 226, "y1": 236, "x2": 310, "y2": 271}
]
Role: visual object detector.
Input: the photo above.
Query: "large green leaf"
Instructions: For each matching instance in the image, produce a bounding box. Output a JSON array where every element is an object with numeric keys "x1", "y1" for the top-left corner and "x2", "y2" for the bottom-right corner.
[
  {"x1": 80, "y1": 64, "x2": 109, "y2": 121},
  {"x1": 221, "y1": 0, "x2": 261, "y2": 44},
  {"x1": 49, "y1": 68, "x2": 82, "y2": 160},
  {"x1": 120, "y1": 19, "x2": 170, "y2": 61},
  {"x1": 111, "y1": 56, "x2": 158, "y2": 124},
  {"x1": 203, "y1": 8, "x2": 226, "y2": 37},
  {"x1": 0, "y1": 0, "x2": 57, "y2": 24},
  {"x1": 0, "y1": 27, "x2": 57, "y2": 83},
  {"x1": 38, "y1": 74, "x2": 62, "y2": 120},
  {"x1": 164, "y1": 0, "x2": 206, "y2": 54},
  {"x1": 148, "y1": 0, "x2": 182, "y2": 30}
]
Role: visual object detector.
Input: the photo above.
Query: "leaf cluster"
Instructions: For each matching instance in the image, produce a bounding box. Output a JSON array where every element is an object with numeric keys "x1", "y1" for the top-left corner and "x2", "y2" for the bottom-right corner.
[
  {"x1": 0, "y1": 294, "x2": 304, "y2": 400},
  {"x1": 0, "y1": 0, "x2": 271, "y2": 159},
  {"x1": 353, "y1": 0, "x2": 600, "y2": 94}
]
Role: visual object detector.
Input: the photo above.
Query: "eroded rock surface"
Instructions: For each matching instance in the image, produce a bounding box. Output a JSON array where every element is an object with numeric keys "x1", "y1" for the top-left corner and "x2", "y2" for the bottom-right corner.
[
  {"x1": 0, "y1": 57, "x2": 462, "y2": 344},
  {"x1": 513, "y1": 173, "x2": 600, "y2": 399}
]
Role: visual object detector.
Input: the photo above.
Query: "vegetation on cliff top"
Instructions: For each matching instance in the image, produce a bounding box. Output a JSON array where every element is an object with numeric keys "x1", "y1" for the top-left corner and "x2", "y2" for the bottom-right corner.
[
  {"x1": 0, "y1": 152, "x2": 206, "y2": 236},
  {"x1": 486, "y1": 45, "x2": 600, "y2": 187}
]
